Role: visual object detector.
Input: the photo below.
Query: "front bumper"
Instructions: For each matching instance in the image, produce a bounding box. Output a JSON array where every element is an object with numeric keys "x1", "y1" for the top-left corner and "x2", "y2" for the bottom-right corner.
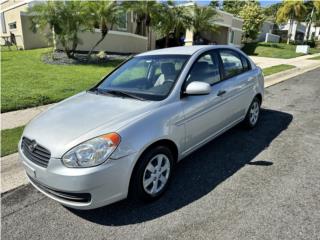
[{"x1": 18, "y1": 144, "x2": 137, "y2": 210}]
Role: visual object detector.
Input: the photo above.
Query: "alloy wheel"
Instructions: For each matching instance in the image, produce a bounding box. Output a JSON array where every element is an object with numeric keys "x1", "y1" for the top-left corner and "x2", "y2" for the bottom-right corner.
[
  {"x1": 142, "y1": 154, "x2": 171, "y2": 196},
  {"x1": 249, "y1": 101, "x2": 259, "y2": 126}
]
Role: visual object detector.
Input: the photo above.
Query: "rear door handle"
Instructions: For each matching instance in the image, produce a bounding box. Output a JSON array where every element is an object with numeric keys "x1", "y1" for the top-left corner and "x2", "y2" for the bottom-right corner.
[{"x1": 217, "y1": 90, "x2": 226, "y2": 97}]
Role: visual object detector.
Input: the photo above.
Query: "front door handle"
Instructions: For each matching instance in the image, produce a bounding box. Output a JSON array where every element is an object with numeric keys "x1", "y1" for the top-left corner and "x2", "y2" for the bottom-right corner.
[{"x1": 217, "y1": 90, "x2": 226, "y2": 97}]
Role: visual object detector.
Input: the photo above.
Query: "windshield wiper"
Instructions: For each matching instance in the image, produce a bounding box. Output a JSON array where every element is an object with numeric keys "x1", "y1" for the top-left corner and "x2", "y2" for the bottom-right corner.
[{"x1": 94, "y1": 88, "x2": 146, "y2": 101}]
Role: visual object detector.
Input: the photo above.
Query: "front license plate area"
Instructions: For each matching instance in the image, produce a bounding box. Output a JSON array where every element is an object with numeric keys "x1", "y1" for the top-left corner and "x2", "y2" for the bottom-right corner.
[{"x1": 22, "y1": 162, "x2": 36, "y2": 179}]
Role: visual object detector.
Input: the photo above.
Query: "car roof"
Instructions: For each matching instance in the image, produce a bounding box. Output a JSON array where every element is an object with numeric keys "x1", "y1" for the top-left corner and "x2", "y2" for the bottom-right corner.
[{"x1": 136, "y1": 45, "x2": 239, "y2": 56}]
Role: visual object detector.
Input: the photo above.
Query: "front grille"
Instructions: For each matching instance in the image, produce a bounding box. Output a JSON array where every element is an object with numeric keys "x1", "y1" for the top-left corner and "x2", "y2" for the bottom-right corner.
[
  {"x1": 28, "y1": 175, "x2": 91, "y2": 203},
  {"x1": 21, "y1": 137, "x2": 51, "y2": 168}
]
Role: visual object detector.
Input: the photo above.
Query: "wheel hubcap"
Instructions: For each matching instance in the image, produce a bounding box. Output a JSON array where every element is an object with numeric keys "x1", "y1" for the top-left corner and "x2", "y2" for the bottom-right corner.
[
  {"x1": 249, "y1": 101, "x2": 259, "y2": 125},
  {"x1": 143, "y1": 154, "x2": 170, "y2": 195}
]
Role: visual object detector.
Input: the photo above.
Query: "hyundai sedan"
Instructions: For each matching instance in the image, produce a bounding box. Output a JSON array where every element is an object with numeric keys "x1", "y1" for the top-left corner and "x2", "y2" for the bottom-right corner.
[{"x1": 19, "y1": 45, "x2": 264, "y2": 209}]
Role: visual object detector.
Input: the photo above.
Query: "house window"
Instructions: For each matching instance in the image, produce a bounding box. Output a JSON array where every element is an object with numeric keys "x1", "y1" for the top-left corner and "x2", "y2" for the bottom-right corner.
[
  {"x1": 117, "y1": 12, "x2": 127, "y2": 31},
  {"x1": 8, "y1": 21, "x2": 17, "y2": 30}
]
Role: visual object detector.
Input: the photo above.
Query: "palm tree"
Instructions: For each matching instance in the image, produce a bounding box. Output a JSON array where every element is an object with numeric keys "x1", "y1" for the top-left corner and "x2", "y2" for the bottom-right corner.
[
  {"x1": 154, "y1": 1, "x2": 191, "y2": 47},
  {"x1": 122, "y1": 1, "x2": 159, "y2": 50},
  {"x1": 276, "y1": 0, "x2": 307, "y2": 44},
  {"x1": 29, "y1": 1, "x2": 64, "y2": 55},
  {"x1": 304, "y1": 1, "x2": 320, "y2": 41},
  {"x1": 84, "y1": 1, "x2": 120, "y2": 59},
  {"x1": 189, "y1": 4, "x2": 218, "y2": 41},
  {"x1": 29, "y1": 1, "x2": 85, "y2": 58}
]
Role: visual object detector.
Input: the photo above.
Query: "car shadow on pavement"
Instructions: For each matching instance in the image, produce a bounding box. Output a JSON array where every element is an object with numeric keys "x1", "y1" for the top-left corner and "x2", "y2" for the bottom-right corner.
[{"x1": 69, "y1": 108, "x2": 293, "y2": 226}]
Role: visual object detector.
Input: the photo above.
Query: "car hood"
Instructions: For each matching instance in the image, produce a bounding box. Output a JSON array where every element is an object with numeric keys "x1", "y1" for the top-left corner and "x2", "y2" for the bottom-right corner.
[{"x1": 23, "y1": 92, "x2": 157, "y2": 158}]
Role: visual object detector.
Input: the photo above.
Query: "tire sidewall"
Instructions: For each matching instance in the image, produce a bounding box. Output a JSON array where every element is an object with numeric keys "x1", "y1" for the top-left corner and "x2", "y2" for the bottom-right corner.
[
  {"x1": 245, "y1": 97, "x2": 261, "y2": 128},
  {"x1": 130, "y1": 146, "x2": 174, "y2": 201}
]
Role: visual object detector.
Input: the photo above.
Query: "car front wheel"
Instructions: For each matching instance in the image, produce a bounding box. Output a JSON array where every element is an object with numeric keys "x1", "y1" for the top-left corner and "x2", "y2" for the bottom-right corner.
[{"x1": 130, "y1": 146, "x2": 174, "y2": 201}]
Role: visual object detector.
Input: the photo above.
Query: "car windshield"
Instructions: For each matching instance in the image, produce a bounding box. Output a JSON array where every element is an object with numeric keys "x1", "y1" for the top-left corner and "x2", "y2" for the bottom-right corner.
[{"x1": 94, "y1": 55, "x2": 190, "y2": 101}]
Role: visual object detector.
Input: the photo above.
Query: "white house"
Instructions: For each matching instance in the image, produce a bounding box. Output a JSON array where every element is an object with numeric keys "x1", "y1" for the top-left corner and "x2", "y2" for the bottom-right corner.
[
  {"x1": 257, "y1": 21, "x2": 274, "y2": 42},
  {"x1": 183, "y1": 5, "x2": 244, "y2": 48},
  {"x1": 278, "y1": 20, "x2": 320, "y2": 42}
]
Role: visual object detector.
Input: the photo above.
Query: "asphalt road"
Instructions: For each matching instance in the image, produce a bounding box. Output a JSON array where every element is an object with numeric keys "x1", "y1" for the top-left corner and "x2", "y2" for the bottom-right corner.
[{"x1": 2, "y1": 68, "x2": 320, "y2": 240}]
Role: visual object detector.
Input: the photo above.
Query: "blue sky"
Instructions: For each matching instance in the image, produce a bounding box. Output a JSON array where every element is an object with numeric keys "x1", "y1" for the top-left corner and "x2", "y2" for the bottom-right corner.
[{"x1": 260, "y1": 0, "x2": 282, "y2": 7}]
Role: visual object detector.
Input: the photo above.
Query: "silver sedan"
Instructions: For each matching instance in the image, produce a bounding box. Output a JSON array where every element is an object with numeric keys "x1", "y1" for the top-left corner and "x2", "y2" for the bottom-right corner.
[{"x1": 19, "y1": 45, "x2": 264, "y2": 209}]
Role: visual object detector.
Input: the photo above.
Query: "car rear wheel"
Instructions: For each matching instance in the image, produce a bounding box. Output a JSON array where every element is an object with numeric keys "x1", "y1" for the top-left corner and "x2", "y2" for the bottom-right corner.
[
  {"x1": 130, "y1": 146, "x2": 174, "y2": 201},
  {"x1": 243, "y1": 97, "x2": 261, "y2": 128}
]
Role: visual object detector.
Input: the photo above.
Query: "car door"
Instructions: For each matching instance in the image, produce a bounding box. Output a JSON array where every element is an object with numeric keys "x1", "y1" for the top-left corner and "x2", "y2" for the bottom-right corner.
[
  {"x1": 217, "y1": 49, "x2": 255, "y2": 125},
  {"x1": 181, "y1": 50, "x2": 232, "y2": 155}
]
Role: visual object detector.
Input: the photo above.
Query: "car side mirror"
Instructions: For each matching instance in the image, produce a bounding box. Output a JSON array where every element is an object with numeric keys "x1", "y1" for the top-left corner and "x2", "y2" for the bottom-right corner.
[{"x1": 184, "y1": 81, "x2": 211, "y2": 95}]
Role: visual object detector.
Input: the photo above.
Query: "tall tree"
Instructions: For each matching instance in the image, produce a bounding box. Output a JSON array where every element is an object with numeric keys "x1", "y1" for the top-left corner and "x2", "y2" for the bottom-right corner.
[
  {"x1": 304, "y1": 0, "x2": 320, "y2": 41},
  {"x1": 209, "y1": 1, "x2": 220, "y2": 9},
  {"x1": 276, "y1": 0, "x2": 307, "y2": 44},
  {"x1": 29, "y1": 1, "x2": 85, "y2": 58},
  {"x1": 263, "y1": 2, "x2": 283, "y2": 21},
  {"x1": 154, "y1": 1, "x2": 191, "y2": 47},
  {"x1": 222, "y1": 0, "x2": 246, "y2": 17},
  {"x1": 190, "y1": 4, "x2": 218, "y2": 40},
  {"x1": 240, "y1": 2, "x2": 265, "y2": 42},
  {"x1": 84, "y1": 1, "x2": 120, "y2": 59},
  {"x1": 122, "y1": 1, "x2": 160, "y2": 50}
]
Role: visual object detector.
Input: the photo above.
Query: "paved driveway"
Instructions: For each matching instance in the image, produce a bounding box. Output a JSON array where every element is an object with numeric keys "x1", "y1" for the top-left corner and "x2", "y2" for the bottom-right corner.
[{"x1": 2, "y1": 68, "x2": 320, "y2": 240}]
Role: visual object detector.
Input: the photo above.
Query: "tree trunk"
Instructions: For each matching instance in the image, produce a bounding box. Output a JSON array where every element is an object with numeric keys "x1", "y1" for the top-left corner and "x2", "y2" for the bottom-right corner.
[
  {"x1": 65, "y1": 48, "x2": 72, "y2": 59},
  {"x1": 51, "y1": 26, "x2": 56, "y2": 60},
  {"x1": 87, "y1": 36, "x2": 107, "y2": 60},
  {"x1": 287, "y1": 16, "x2": 293, "y2": 44},
  {"x1": 148, "y1": 28, "x2": 152, "y2": 50},
  {"x1": 70, "y1": 32, "x2": 78, "y2": 59},
  {"x1": 146, "y1": 25, "x2": 149, "y2": 51},
  {"x1": 305, "y1": 8, "x2": 314, "y2": 42},
  {"x1": 87, "y1": 23, "x2": 109, "y2": 61},
  {"x1": 165, "y1": 35, "x2": 169, "y2": 48},
  {"x1": 52, "y1": 26, "x2": 57, "y2": 51},
  {"x1": 61, "y1": 37, "x2": 72, "y2": 59}
]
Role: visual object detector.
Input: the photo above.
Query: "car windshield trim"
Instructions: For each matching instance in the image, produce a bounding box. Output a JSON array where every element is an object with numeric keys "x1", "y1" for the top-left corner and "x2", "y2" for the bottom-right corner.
[{"x1": 94, "y1": 88, "x2": 147, "y2": 101}]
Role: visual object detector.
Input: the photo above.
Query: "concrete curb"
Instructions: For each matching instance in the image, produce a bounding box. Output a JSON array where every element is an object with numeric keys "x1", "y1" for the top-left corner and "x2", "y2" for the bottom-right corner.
[
  {"x1": 1, "y1": 103, "x2": 55, "y2": 130},
  {"x1": 264, "y1": 63, "x2": 320, "y2": 88},
  {"x1": 1, "y1": 153, "x2": 28, "y2": 194}
]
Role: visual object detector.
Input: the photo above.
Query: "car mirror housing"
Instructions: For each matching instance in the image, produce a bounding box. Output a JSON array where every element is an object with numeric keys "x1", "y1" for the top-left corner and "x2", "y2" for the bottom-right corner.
[{"x1": 185, "y1": 81, "x2": 211, "y2": 95}]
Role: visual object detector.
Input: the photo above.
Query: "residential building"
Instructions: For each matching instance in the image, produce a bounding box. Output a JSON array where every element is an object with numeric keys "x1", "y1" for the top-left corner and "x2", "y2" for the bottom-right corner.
[
  {"x1": 0, "y1": 0, "x2": 49, "y2": 49},
  {"x1": 257, "y1": 21, "x2": 274, "y2": 42},
  {"x1": 72, "y1": 11, "x2": 155, "y2": 54},
  {"x1": 278, "y1": 20, "x2": 306, "y2": 43},
  {"x1": 184, "y1": 8, "x2": 244, "y2": 48},
  {"x1": 277, "y1": 20, "x2": 320, "y2": 43},
  {"x1": 0, "y1": 0, "x2": 244, "y2": 53},
  {"x1": 305, "y1": 23, "x2": 320, "y2": 41},
  {"x1": 0, "y1": 0, "x2": 151, "y2": 52}
]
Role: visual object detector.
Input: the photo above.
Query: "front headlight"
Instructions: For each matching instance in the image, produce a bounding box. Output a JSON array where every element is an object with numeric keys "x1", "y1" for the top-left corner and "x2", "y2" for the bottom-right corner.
[{"x1": 62, "y1": 133, "x2": 121, "y2": 168}]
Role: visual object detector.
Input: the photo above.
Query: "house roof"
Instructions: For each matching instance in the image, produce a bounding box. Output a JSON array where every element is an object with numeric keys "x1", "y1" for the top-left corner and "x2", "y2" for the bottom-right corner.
[{"x1": 136, "y1": 45, "x2": 234, "y2": 56}]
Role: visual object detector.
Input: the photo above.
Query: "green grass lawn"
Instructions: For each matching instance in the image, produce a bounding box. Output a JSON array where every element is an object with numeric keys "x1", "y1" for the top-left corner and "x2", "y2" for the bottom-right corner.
[
  {"x1": 1, "y1": 48, "x2": 121, "y2": 112},
  {"x1": 262, "y1": 64, "x2": 296, "y2": 76},
  {"x1": 1, "y1": 126, "x2": 24, "y2": 157},
  {"x1": 308, "y1": 55, "x2": 320, "y2": 60},
  {"x1": 242, "y1": 42, "x2": 320, "y2": 59}
]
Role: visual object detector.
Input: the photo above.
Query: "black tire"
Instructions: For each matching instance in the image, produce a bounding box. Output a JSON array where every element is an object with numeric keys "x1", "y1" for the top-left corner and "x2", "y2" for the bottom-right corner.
[
  {"x1": 243, "y1": 97, "x2": 261, "y2": 129},
  {"x1": 129, "y1": 145, "x2": 174, "y2": 202}
]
